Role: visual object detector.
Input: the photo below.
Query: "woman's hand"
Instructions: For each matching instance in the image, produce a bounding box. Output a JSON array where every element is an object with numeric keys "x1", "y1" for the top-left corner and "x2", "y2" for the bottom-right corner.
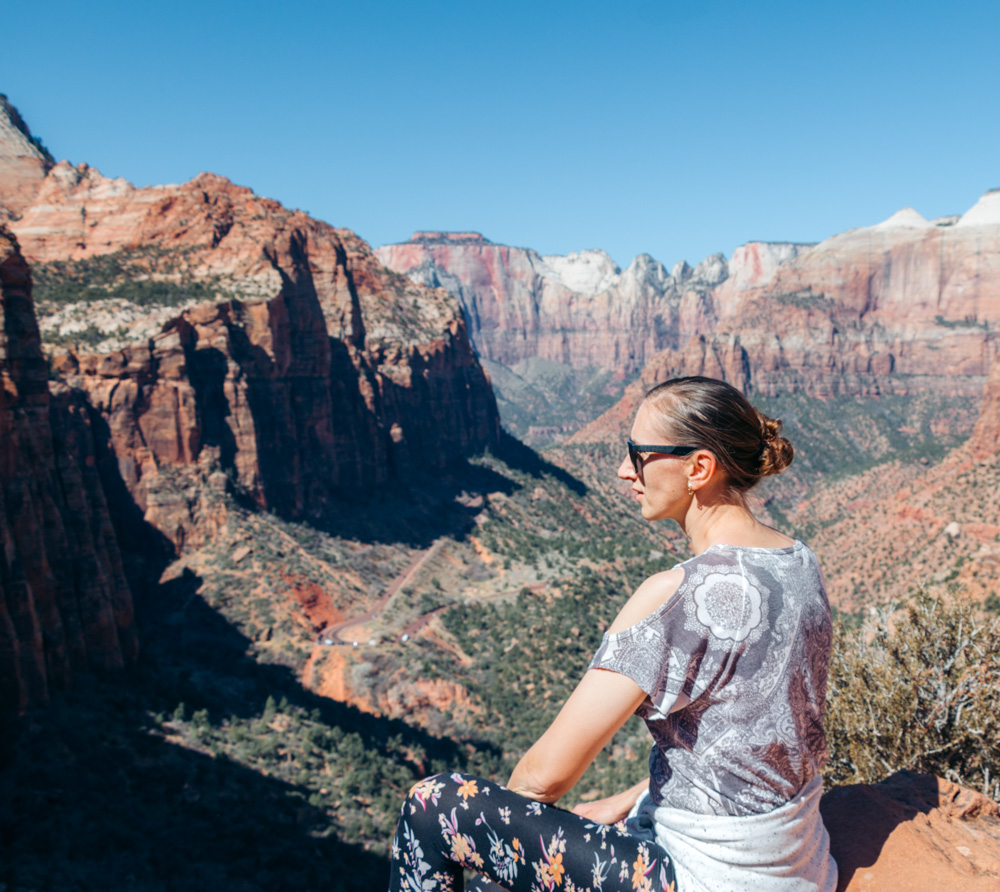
[{"x1": 571, "y1": 778, "x2": 649, "y2": 824}]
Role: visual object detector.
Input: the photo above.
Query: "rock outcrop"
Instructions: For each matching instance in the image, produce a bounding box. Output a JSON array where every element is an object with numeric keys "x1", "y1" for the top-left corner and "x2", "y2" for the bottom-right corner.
[
  {"x1": 376, "y1": 232, "x2": 780, "y2": 375},
  {"x1": 0, "y1": 95, "x2": 53, "y2": 221},
  {"x1": 970, "y1": 356, "x2": 1000, "y2": 459},
  {"x1": 4, "y1": 166, "x2": 501, "y2": 546},
  {"x1": 821, "y1": 771, "x2": 1000, "y2": 891},
  {"x1": 0, "y1": 227, "x2": 135, "y2": 714}
]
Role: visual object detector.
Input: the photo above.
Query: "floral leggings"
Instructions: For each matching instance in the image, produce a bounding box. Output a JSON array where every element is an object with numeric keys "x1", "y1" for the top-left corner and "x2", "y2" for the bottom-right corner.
[{"x1": 388, "y1": 772, "x2": 677, "y2": 892}]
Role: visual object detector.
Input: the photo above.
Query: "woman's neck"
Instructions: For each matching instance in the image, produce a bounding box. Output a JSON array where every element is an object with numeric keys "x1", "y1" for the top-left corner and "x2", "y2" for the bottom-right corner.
[{"x1": 680, "y1": 499, "x2": 793, "y2": 555}]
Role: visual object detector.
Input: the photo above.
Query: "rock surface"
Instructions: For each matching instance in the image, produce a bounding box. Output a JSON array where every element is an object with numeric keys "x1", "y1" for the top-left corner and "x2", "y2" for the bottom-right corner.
[
  {"x1": 376, "y1": 231, "x2": 758, "y2": 374},
  {"x1": 821, "y1": 771, "x2": 1000, "y2": 891},
  {"x1": 0, "y1": 227, "x2": 135, "y2": 714},
  {"x1": 4, "y1": 166, "x2": 501, "y2": 545},
  {"x1": 0, "y1": 105, "x2": 501, "y2": 713},
  {"x1": 384, "y1": 192, "x2": 1000, "y2": 443},
  {"x1": 970, "y1": 355, "x2": 1000, "y2": 459},
  {"x1": 569, "y1": 195, "x2": 1000, "y2": 445},
  {"x1": 0, "y1": 95, "x2": 53, "y2": 221}
]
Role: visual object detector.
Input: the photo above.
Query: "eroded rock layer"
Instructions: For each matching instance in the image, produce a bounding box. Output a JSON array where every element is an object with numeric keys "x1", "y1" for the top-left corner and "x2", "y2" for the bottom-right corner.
[
  {"x1": 6, "y1": 166, "x2": 500, "y2": 545},
  {"x1": 0, "y1": 227, "x2": 135, "y2": 714},
  {"x1": 376, "y1": 232, "x2": 775, "y2": 375}
]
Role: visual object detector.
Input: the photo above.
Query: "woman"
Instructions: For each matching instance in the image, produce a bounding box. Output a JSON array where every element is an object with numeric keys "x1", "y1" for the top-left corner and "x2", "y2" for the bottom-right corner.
[{"x1": 389, "y1": 376, "x2": 838, "y2": 892}]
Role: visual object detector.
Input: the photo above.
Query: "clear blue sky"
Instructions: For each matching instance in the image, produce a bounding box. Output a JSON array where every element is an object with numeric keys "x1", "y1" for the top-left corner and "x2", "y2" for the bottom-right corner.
[{"x1": 3, "y1": 0, "x2": 999, "y2": 269}]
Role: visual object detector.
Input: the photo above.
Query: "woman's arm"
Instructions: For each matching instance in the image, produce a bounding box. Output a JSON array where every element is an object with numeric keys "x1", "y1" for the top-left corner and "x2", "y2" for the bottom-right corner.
[
  {"x1": 505, "y1": 667, "x2": 647, "y2": 803},
  {"x1": 506, "y1": 569, "x2": 682, "y2": 805}
]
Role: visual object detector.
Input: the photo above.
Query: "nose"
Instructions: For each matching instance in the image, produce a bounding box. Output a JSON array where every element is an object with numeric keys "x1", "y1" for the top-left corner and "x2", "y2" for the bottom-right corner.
[{"x1": 618, "y1": 454, "x2": 636, "y2": 481}]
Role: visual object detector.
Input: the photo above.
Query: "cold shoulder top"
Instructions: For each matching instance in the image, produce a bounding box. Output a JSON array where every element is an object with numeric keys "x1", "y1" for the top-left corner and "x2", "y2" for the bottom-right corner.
[{"x1": 589, "y1": 540, "x2": 833, "y2": 818}]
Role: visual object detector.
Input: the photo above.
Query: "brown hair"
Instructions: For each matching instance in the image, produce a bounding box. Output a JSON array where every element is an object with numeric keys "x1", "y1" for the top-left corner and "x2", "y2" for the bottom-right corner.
[{"x1": 643, "y1": 376, "x2": 793, "y2": 492}]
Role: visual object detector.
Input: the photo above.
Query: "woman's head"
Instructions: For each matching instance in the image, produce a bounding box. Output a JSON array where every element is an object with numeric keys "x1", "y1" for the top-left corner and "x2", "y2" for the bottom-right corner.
[{"x1": 640, "y1": 376, "x2": 793, "y2": 495}]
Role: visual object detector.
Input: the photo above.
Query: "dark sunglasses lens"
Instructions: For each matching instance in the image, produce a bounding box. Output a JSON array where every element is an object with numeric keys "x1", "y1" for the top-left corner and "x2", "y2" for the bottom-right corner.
[{"x1": 628, "y1": 441, "x2": 640, "y2": 472}]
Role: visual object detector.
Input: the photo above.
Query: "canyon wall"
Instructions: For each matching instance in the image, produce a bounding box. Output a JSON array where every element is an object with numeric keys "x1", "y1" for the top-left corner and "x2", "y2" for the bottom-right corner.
[
  {"x1": 0, "y1": 98, "x2": 502, "y2": 712},
  {"x1": 0, "y1": 227, "x2": 136, "y2": 714},
  {"x1": 5, "y1": 164, "x2": 501, "y2": 545},
  {"x1": 382, "y1": 197, "x2": 1000, "y2": 432},
  {"x1": 376, "y1": 232, "x2": 792, "y2": 374}
]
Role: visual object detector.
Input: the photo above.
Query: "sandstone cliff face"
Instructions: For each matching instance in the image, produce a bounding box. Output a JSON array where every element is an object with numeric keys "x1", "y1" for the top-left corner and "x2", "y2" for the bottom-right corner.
[
  {"x1": 697, "y1": 197, "x2": 1000, "y2": 397},
  {"x1": 0, "y1": 95, "x2": 53, "y2": 221},
  {"x1": 5, "y1": 166, "x2": 500, "y2": 546},
  {"x1": 385, "y1": 193, "x2": 1000, "y2": 442},
  {"x1": 569, "y1": 196, "x2": 1000, "y2": 445},
  {"x1": 0, "y1": 227, "x2": 135, "y2": 714},
  {"x1": 970, "y1": 356, "x2": 1000, "y2": 459},
  {"x1": 376, "y1": 232, "x2": 774, "y2": 374}
]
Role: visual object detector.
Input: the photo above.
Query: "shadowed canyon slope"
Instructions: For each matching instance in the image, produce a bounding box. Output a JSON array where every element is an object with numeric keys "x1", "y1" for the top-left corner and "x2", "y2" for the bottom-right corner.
[{"x1": 0, "y1": 227, "x2": 136, "y2": 714}]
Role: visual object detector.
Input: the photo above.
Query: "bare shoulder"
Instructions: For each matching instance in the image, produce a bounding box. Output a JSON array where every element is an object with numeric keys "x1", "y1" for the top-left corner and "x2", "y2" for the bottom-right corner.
[{"x1": 607, "y1": 566, "x2": 686, "y2": 634}]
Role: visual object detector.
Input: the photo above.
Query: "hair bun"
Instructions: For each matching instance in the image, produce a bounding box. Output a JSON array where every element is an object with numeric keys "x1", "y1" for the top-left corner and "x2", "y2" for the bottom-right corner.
[{"x1": 758, "y1": 414, "x2": 794, "y2": 477}]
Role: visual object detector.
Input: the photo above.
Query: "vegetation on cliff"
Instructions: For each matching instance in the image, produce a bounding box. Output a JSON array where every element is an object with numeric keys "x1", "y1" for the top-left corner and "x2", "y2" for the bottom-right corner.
[{"x1": 825, "y1": 587, "x2": 1000, "y2": 801}]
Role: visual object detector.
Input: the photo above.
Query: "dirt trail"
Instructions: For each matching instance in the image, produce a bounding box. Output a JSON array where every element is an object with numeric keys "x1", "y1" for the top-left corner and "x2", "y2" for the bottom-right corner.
[{"x1": 326, "y1": 538, "x2": 444, "y2": 643}]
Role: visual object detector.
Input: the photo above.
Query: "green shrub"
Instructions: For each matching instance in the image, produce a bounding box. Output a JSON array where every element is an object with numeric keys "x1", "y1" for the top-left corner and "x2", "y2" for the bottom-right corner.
[{"x1": 825, "y1": 588, "x2": 1000, "y2": 799}]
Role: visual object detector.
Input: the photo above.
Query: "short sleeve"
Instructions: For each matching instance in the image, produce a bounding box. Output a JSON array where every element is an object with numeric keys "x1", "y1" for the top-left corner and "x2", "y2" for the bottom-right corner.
[
  {"x1": 587, "y1": 555, "x2": 760, "y2": 717},
  {"x1": 588, "y1": 626, "x2": 662, "y2": 696},
  {"x1": 587, "y1": 603, "x2": 698, "y2": 716}
]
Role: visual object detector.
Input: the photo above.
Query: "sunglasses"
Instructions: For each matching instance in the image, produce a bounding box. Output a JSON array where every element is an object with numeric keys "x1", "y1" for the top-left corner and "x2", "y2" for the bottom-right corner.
[{"x1": 627, "y1": 439, "x2": 697, "y2": 474}]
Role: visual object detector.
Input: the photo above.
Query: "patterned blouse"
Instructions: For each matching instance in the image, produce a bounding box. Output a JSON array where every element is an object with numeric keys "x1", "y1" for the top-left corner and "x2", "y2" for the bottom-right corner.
[{"x1": 589, "y1": 541, "x2": 833, "y2": 818}]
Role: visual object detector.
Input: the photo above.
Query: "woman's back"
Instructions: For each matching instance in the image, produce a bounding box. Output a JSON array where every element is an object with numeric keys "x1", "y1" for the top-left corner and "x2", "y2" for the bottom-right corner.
[{"x1": 590, "y1": 540, "x2": 833, "y2": 817}]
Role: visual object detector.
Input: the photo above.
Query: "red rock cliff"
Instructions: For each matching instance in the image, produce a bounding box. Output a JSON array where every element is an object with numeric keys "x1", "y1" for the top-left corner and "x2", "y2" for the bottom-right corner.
[
  {"x1": 0, "y1": 227, "x2": 136, "y2": 714},
  {"x1": 383, "y1": 196, "x2": 1000, "y2": 421},
  {"x1": 0, "y1": 95, "x2": 52, "y2": 221},
  {"x1": 6, "y1": 166, "x2": 500, "y2": 545},
  {"x1": 377, "y1": 232, "x2": 746, "y2": 374},
  {"x1": 568, "y1": 199, "x2": 1000, "y2": 443}
]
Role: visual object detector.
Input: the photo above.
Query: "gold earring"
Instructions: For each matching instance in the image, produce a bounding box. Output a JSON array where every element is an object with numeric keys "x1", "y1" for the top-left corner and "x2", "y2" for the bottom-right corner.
[{"x1": 687, "y1": 484, "x2": 694, "y2": 495}]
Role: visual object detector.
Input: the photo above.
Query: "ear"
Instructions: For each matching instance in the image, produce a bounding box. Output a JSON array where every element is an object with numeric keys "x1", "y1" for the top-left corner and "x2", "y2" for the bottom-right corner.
[{"x1": 686, "y1": 449, "x2": 717, "y2": 492}]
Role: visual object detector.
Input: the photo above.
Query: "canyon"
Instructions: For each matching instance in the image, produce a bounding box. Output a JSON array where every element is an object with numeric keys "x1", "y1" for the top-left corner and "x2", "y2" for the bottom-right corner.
[
  {"x1": 3, "y1": 94, "x2": 1000, "y2": 890},
  {"x1": 0, "y1": 99, "x2": 501, "y2": 713}
]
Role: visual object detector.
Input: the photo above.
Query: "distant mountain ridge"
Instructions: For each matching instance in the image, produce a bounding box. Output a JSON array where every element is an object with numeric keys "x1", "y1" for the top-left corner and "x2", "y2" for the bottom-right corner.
[
  {"x1": 378, "y1": 230, "x2": 805, "y2": 376},
  {"x1": 383, "y1": 192, "x2": 1000, "y2": 430}
]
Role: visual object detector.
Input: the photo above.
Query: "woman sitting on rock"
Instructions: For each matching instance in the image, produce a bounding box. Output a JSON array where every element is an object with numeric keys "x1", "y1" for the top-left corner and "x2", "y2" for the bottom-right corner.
[{"x1": 388, "y1": 376, "x2": 838, "y2": 892}]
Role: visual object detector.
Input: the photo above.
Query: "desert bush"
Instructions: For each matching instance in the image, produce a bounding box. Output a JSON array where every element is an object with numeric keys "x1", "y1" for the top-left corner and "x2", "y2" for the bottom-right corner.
[{"x1": 824, "y1": 587, "x2": 1000, "y2": 799}]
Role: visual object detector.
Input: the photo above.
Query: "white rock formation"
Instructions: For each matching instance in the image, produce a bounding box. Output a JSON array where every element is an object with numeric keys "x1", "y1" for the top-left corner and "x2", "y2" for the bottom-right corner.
[{"x1": 540, "y1": 249, "x2": 620, "y2": 295}]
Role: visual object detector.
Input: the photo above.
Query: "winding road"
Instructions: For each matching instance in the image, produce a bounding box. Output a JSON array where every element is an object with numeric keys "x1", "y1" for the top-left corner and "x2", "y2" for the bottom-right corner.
[{"x1": 324, "y1": 538, "x2": 444, "y2": 644}]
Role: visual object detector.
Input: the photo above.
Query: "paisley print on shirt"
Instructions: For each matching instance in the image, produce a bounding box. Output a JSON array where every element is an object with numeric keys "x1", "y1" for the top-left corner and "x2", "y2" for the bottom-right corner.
[{"x1": 589, "y1": 541, "x2": 832, "y2": 818}]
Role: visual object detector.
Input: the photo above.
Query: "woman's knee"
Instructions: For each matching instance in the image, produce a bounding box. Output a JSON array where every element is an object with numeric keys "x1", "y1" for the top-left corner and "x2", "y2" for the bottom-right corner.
[{"x1": 399, "y1": 772, "x2": 487, "y2": 833}]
